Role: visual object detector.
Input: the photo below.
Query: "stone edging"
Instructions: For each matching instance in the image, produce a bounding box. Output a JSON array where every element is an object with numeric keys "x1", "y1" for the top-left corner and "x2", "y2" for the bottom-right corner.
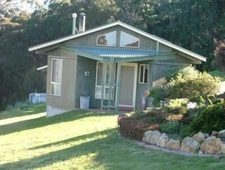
[
  {"x1": 142, "y1": 130, "x2": 225, "y2": 155},
  {"x1": 134, "y1": 141, "x2": 216, "y2": 157}
]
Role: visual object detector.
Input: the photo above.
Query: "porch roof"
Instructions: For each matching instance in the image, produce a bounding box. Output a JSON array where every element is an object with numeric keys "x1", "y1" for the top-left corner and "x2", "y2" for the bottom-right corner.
[{"x1": 61, "y1": 46, "x2": 175, "y2": 62}]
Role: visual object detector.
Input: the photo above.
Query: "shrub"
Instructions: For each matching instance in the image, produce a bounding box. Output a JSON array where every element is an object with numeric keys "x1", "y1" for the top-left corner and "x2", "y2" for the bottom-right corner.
[
  {"x1": 161, "y1": 120, "x2": 180, "y2": 134},
  {"x1": 189, "y1": 102, "x2": 225, "y2": 134},
  {"x1": 161, "y1": 120, "x2": 191, "y2": 138},
  {"x1": 166, "y1": 66, "x2": 199, "y2": 82},
  {"x1": 167, "y1": 99, "x2": 188, "y2": 115},
  {"x1": 134, "y1": 110, "x2": 166, "y2": 125},
  {"x1": 166, "y1": 71, "x2": 220, "y2": 100},
  {"x1": 118, "y1": 110, "x2": 167, "y2": 140},
  {"x1": 150, "y1": 67, "x2": 220, "y2": 104},
  {"x1": 118, "y1": 117, "x2": 148, "y2": 140},
  {"x1": 179, "y1": 124, "x2": 191, "y2": 138},
  {"x1": 149, "y1": 87, "x2": 165, "y2": 106}
]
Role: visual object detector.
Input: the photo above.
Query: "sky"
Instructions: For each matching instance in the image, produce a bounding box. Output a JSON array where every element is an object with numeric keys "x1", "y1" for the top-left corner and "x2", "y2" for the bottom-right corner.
[{"x1": 2, "y1": 0, "x2": 46, "y2": 14}]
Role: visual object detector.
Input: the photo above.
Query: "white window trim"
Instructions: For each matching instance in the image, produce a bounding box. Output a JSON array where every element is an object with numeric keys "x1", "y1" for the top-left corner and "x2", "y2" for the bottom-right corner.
[
  {"x1": 50, "y1": 58, "x2": 63, "y2": 96},
  {"x1": 95, "y1": 62, "x2": 115, "y2": 100},
  {"x1": 96, "y1": 31, "x2": 117, "y2": 47},
  {"x1": 139, "y1": 64, "x2": 149, "y2": 84}
]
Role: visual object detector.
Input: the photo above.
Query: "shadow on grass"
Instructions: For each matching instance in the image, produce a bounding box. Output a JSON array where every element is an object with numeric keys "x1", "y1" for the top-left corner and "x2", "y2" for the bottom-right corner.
[
  {"x1": 0, "y1": 128, "x2": 119, "y2": 170},
  {"x1": 30, "y1": 128, "x2": 116, "y2": 150},
  {"x1": 0, "y1": 110, "x2": 117, "y2": 136},
  {"x1": 0, "y1": 103, "x2": 46, "y2": 120}
]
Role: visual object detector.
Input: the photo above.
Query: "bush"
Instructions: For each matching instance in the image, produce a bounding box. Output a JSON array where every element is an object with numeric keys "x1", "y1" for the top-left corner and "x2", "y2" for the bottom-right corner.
[
  {"x1": 161, "y1": 120, "x2": 180, "y2": 134},
  {"x1": 167, "y1": 99, "x2": 188, "y2": 115},
  {"x1": 118, "y1": 110, "x2": 167, "y2": 140},
  {"x1": 166, "y1": 70, "x2": 220, "y2": 100},
  {"x1": 189, "y1": 102, "x2": 225, "y2": 134},
  {"x1": 161, "y1": 120, "x2": 191, "y2": 138},
  {"x1": 149, "y1": 87, "x2": 165, "y2": 106},
  {"x1": 118, "y1": 117, "x2": 148, "y2": 141},
  {"x1": 179, "y1": 124, "x2": 191, "y2": 138},
  {"x1": 134, "y1": 110, "x2": 166, "y2": 125},
  {"x1": 166, "y1": 66, "x2": 199, "y2": 82}
]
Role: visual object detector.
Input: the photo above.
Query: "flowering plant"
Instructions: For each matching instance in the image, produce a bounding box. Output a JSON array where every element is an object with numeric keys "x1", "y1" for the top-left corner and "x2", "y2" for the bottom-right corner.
[{"x1": 144, "y1": 90, "x2": 150, "y2": 96}]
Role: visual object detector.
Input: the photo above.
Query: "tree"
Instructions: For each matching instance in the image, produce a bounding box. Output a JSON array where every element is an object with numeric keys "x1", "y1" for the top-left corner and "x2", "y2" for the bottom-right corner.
[
  {"x1": 0, "y1": 0, "x2": 119, "y2": 110},
  {"x1": 138, "y1": 0, "x2": 225, "y2": 70},
  {"x1": 214, "y1": 39, "x2": 225, "y2": 71}
]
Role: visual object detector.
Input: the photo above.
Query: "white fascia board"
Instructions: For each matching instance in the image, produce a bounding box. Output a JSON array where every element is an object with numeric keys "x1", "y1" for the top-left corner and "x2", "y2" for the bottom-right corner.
[
  {"x1": 28, "y1": 22, "x2": 119, "y2": 52},
  {"x1": 37, "y1": 65, "x2": 48, "y2": 71},
  {"x1": 29, "y1": 20, "x2": 206, "y2": 62},
  {"x1": 117, "y1": 22, "x2": 206, "y2": 62}
]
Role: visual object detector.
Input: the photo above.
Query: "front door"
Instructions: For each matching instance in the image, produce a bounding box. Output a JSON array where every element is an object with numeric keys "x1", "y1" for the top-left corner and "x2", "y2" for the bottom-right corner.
[{"x1": 118, "y1": 63, "x2": 137, "y2": 110}]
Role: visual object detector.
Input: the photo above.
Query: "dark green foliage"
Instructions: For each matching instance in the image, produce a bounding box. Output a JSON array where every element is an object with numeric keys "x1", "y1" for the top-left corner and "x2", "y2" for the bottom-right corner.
[
  {"x1": 179, "y1": 109, "x2": 196, "y2": 125},
  {"x1": 149, "y1": 87, "x2": 165, "y2": 106},
  {"x1": 133, "y1": 110, "x2": 166, "y2": 125},
  {"x1": 140, "y1": 0, "x2": 225, "y2": 70},
  {"x1": 189, "y1": 102, "x2": 225, "y2": 134},
  {"x1": 179, "y1": 124, "x2": 191, "y2": 138},
  {"x1": 161, "y1": 120, "x2": 180, "y2": 134},
  {"x1": 161, "y1": 120, "x2": 191, "y2": 138}
]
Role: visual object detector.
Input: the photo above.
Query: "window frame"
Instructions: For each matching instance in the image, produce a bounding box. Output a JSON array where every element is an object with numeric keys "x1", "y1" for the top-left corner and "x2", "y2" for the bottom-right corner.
[
  {"x1": 96, "y1": 31, "x2": 117, "y2": 47},
  {"x1": 139, "y1": 64, "x2": 149, "y2": 84},
  {"x1": 50, "y1": 58, "x2": 63, "y2": 96},
  {"x1": 119, "y1": 31, "x2": 140, "y2": 48},
  {"x1": 95, "y1": 62, "x2": 115, "y2": 100}
]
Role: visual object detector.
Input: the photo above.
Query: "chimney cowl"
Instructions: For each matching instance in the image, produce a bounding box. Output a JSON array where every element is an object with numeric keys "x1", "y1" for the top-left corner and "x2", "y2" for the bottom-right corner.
[{"x1": 79, "y1": 13, "x2": 86, "y2": 32}]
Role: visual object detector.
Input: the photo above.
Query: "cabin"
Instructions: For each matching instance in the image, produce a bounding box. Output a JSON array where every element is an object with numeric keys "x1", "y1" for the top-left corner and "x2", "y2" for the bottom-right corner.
[{"x1": 29, "y1": 13, "x2": 206, "y2": 117}]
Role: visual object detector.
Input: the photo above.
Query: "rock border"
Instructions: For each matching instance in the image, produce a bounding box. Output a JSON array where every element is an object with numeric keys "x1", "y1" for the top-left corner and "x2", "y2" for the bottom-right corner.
[
  {"x1": 141, "y1": 130, "x2": 225, "y2": 155},
  {"x1": 134, "y1": 141, "x2": 215, "y2": 157}
]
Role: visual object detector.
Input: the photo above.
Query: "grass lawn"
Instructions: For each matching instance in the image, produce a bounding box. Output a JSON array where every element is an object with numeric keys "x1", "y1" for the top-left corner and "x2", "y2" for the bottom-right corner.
[{"x1": 0, "y1": 104, "x2": 225, "y2": 170}]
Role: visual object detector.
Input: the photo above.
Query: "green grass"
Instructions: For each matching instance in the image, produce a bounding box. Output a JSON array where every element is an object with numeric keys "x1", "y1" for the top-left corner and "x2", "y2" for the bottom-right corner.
[{"x1": 0, "y1": 104, "x2": 225, "y2": 170}]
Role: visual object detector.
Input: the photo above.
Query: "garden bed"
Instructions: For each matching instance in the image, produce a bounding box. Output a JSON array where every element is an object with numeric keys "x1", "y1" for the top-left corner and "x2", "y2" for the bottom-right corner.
[{"x1": 118, "y1": 104, "x2": 225, "y2": 155}]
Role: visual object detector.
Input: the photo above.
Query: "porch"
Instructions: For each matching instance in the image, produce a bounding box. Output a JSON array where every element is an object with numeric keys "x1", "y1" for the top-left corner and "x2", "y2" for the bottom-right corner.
[{"x1": 61, "y1": 45, "x2": 175, "y2": 112}]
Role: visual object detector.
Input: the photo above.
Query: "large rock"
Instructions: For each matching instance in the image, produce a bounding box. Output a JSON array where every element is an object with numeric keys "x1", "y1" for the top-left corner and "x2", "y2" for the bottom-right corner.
[
  {"x1": 221, "y1": 143, "x2": 225, "y2": 153},
  {"x1": 218, "y1": 130, "x2": 225, "y2": 138},
  {"x1": 148, "y1": 130, "x2": 161, "y2": 145},
  {"x1": 157, "y1": 133, "x2": 169, "y2": 148},
  {"x1": 180, "y1": 137, "x2": 200, "y2": 153},
  {"x1": 142, "y1": 130, "x2": 153, "y2": 143},
  {"x1": 211, "y1": 131, "x2": 219, "y2": 137},
  {"x1": 200, "y1": 136, "x2": 222, "y2": 154},
  {"x1": 166, "y1": 139, "x2": 181, "y2": 150},
  {"x1": 193, "y1": 132, "x2": 205, "y2": 143},
  {"x1": 221, "y1": 143, "x2": 225, "y2": 154}
]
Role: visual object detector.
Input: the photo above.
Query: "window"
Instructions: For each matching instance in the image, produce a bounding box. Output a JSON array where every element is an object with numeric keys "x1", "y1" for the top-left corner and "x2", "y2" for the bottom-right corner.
[
  {"x1": 50, "y1": 59, "x2": 62, "y2": 96},
  {"x1": 120, "y1": 31, "x2": 139, "y2": 48},
  {"x1": 95, "y1": 62, "x2": 115, "y2": 99},
  {"x1": 97, "y1": 31, "x2": 116, "y2": 46},
  {"x1": 139, "y1": 64, "x2": 149, "y2": 84}
]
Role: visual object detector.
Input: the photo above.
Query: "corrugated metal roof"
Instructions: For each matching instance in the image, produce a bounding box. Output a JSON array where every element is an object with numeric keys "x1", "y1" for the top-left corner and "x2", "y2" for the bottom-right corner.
[{"x1": 72, "y1": 46, "x2": 168, "y2": 58}]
